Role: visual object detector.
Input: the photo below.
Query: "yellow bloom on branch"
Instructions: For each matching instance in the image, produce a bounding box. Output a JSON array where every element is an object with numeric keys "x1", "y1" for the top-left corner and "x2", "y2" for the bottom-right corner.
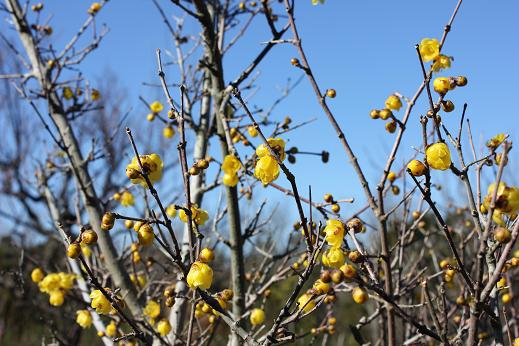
[
  {"x1": 250, "y1": 308, "x2": 266, "y2": 326},
  {"x1": 31, "y1": 268, "x2": 45, "y2": 283},
  {"x1": 222, "y1": 155, "x2": 241, "y2": 187},
  {"x1": 256, "y1": 137, "x2": 286, "y2": 161},
  {"x1": 323, "y1": 219, "x2": 345, "y2": 248},
  {"x1": 126, "y1": 154, "x2": 163, "y2": 187},
  {"x1": 38, "y1": 273, "x2": 61, "y2": 293},
  {"x1": 433, "y1": 77, "x2": 454, "y2": 94},
  {"x1": 254, "y1": 155, "x2": 280, "y2": 185},
  {"x1": 49, "y1": 290, "x2": 65, "y2": 306},
  {"x1": 426, "y1": 142, "x2": 451, "y2": 170},
  {"x1": 385, "y1": 95, "x2": 402, "y2": 111},
  {"x1": 106, "y1": 321, "x2": 117, "y2": 337},
  {"x1": 149, "y1": 101, "x2": 164, "y2": 114},
  {"x1": 432, "y1": 55, "x2": 451, "y2": 72},
  {"x1": 407, "y1": 159, "x2": 427, "y2": 176},
  {"x1": 419, "y1": 38, "x2": 440, "y2": 62},
  {"x1": 166, "y1": 204, "x2": 177, "y2": 218},
  {"x1": 120, "y1": 191, "x2": 135, "y2": 207},
  {"x1": 297, "y1": 293, "x2": 316, "y2": 313},
  {"x1": 486, "y1": 133, "x2": 506, "y2": 149},
  {"x1": 90, "y1": 289, "x2": 112, "y2": 315},
  {"x1": 157, "y1": 319, "x2": 172, "y2": 336},
  {"x1": 179, "y1": 204, "x2": 209, "y2": 226},
  {"x1": 186, "y1": 261, "x2": 213, "y2": 290},
  {"x1": 144, "y1": 300, "x2": 161, "y2": 319},
  {"x1": 222, "y1": 155, "x2": 242, "y2": 174},
  {"x1": 322, "y1": 247, "x2": 345, "y2": 268},
  {"x1": 223, "y1": 173, "x2": 239, "y2": 187},
  {"x1": 76, "y1": 310, "x2": 93, "y2": 329}
]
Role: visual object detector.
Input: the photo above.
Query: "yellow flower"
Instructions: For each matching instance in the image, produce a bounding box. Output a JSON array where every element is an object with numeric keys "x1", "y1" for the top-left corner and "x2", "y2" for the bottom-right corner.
[
  {"x1": 90, "y1": 289, "x2": 112, "y2": 315},
  {"x1": 322, "y1": 247, "x2": 345, "y2": 268},
  {"x1": 256, "y1": 137, "x2": 286, "y2": 161},
  {"x1": 179, "y1": 205, "x2": 209, "y2": 226},
  {"x1": 144, "y1": 300, "x2": 161, "y2": 319},
  {"x1": 58, "y1": 272, "x2": 76, "y2": 290},
  {"x1": 313, "y1": 279, "x2": 331, "y2": 295},
  {"x1": 433, "y1": 77, "x2": 454, "y2": 94},
  {"x1": 323, "y1": 219, "x2": 345, "y2": 248},
  {"x1": 130, "y1": 274, "x2": 147, "y2": 288},
  {"x1": 106, "y1": 321, "x2": 117, "y2": 337},
  {"x1": 81, "y1": 244, "x2": 92, "y2": 257},
  {"x1": 120, "y1": 191, "x2": 135, "y2": 207},
  {"x1": 186, "y1": 261, "x2": 213, "y2": 290},
  {"x1": 297, "y1": 293, "x2": 316, "y2": 313},
  {"x1": 150, "y1": 101, "x2": 164, "y2": 113},
  {"x1": 254, "y1": 155, "x2": 280, "y2": 185},
  {"x1": 352, "y1": 287, "x2": 368, "y2": 304},
  {"x1": 138, "y1": 224, "x2": 155, "y2": 246},
  {"x1": 157, "y1": 319, "x2": 172, "y2": 336},
  {"x1": 91, "y1": 89, "x2": 100, "y2": 101},
  {"x1": 31, "y1": 268, "x2": 45, "y2": 283},
  {"x1": 222, "y1": 155, "x2": 242, "y2": 174},
  {"x1": 247, "y1": 126, "x2": 258, "y2": 137},
  {"x1": 39, "y1": 273, "x2": 61, "y2": 293},
  {"x1": 486, "y1": 133, "x2": 506, "y2": 149},
  {"x1": 163, "y1": 125, "x2": 175, "y2": 139},
  {"x1": 88, "y1": 2, "x2": 102, "y2": 14},
  {"x1": 223, "y1": 173, "x2": 239, "y2": 187},
  {"x1": 63, "y1": 87, "x2": 74, "y2": 100},
  {"x1": 484, "y1": 182, "x2": 519, "y2": 216},
  {"x1": 426, "y1": 142, "x2": 451, "y2": 170},
  {"x1": 76, "y1": 310, "x2": 93, "y2": 328},
  {"x1": 166, "y1": 204, "x2": 177, "y2": 218},
  {"x1": 250, "y1": 308, "x2": 265, "y2": 326},
  {"x1": 385, "y1": 95, "x2": 402, "y2": 111},
  {"x1": 126, "y1": 154, "x2": 163, "y2": 187},
  {"x1": 407, "y1": 159, "x2": 427, "y2": 176},
  {"x1": 419, "y1": 38, "x2": 440, "y2": 62},
  {"x1": 432, "y1": 55, "x2": 451, "y2": 72},
  {"x1": 49, "y1": 290, "x2": 65, "y2": 306}
]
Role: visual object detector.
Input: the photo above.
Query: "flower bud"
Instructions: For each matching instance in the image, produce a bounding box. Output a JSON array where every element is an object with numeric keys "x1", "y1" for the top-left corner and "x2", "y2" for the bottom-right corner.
[
  {"x1": 199, "y1": 248, "x2": 215, "y2": 263},
  {"x1": 407, "y1": 159, "x2": 427, "y2": 176},
  {"x1": 67, "y1": 243, "x2": 81, "y2": 259},
  {"x1": 347, "y1": 218, "x2": 363, "y2": 233},
  {"x1": 81, "y1": 230, "x2": 98, "y2": 245},
  {"x1": 326, "y1": 89, "x2": 336, "y2": 98}
]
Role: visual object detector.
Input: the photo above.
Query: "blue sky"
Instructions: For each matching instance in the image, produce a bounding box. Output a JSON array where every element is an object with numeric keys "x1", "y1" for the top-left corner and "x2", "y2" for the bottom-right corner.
[{"x1": 3, "y1": 0, "x2": 518, "y2": 229}]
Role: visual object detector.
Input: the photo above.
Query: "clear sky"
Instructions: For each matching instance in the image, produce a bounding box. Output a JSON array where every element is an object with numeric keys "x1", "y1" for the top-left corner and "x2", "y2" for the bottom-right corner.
[{"x1": 3, "y1": 0, "x2": 518, "y2": 227}]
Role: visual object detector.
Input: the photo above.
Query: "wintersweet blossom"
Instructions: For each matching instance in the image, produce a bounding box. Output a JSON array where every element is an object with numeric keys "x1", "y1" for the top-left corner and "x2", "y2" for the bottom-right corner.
[
  {"x1": 426, "y1": 142, "x2": 451, "y2": 170},
  {"x1": 186, "y1": 261, "x2": 213, "y2": 290}
]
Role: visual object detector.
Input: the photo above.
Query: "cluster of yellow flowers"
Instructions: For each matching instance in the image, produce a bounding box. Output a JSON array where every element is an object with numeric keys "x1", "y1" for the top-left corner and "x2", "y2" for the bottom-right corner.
[
  {"x1": 369, "y1": 94, "x2": 402, "y2": 134},
  {"x1": 293, "y1": 218, "x2": 368, "y2": 315},
  {"x1": 147, "y1": 101, "x2": 164, "y2": 122},
  {"x1": 194, "y1": 288, "x2": 233, "y2": 324},
  {"x1": 76, "y1": 310, "x2": 92, "y2": 329},
  {"x1": 179, "y1": 204, "x2": 209, "y2": 226},
  {"x1": 126, "y1": 153, "x2": 164, "y2": 187},
  {"x1": 146, "y1": 101, "x2": 177, "y2": 139},
  {"x1": 418, "y1": 38, "x2": 452, "y2": 72},
  {"x1": 113, "y1": 191, "x2": 135, "y2": 207},
  {"x1": 222, "y1": 154, "x2": 242, "y2": 187},
  {"x1": 130, "y1": 273, "x2": 147, "y2": 288},
  {"x1": 31, "y1": 269, "x2": 76, "y2": 306},
  {"x1": 481, "y1": 182, "x2": 519, "y2": 225},
  {"x1": 254, "y1": 137, "x2": 286, "y2": 185}
]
